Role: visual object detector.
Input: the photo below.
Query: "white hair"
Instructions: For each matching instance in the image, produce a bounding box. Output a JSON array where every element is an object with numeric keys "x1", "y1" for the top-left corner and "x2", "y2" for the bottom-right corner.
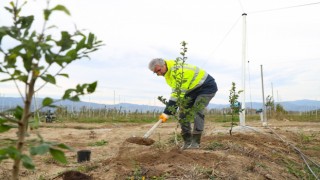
[{"x1": 148, "y1": 58, "x2": 165, "y2": 71}]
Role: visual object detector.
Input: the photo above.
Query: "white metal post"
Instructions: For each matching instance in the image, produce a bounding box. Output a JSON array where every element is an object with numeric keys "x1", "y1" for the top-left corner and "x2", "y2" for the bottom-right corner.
[
  {"x1": 260, "y1": 65, "x2": 267, "y2": 126},
  {"x1": 239, "y1": 13, "x2": 247, "y2": 126}
]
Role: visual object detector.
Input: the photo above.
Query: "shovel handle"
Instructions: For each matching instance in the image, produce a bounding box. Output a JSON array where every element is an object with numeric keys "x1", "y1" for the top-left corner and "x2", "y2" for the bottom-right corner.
[{"x1": 143, "y1": 119, "x2": 162, "y2": 138}]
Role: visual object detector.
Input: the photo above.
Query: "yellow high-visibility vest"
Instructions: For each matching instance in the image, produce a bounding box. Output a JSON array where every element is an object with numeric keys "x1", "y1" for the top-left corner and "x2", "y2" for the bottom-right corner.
[{"x1": 164, "y1": 60, "x2": 208, "y2": 101}]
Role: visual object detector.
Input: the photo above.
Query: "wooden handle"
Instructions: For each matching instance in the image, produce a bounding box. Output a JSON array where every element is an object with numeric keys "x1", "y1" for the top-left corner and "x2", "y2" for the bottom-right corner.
[{"x1": 143, "y1": 119, "x2": 162, "y2": 138}]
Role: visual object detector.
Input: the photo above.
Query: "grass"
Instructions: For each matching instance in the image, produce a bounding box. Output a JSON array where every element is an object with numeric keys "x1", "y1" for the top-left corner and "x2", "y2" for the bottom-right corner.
[
  {"x1": 285, "y1": 160, "x2": 305, "y2": 178},
  {"x1": 125, "y1": 164, "x2": 167, "y2": 180},
  {"x1": 204, "y1": 141, "x2": 224, "y2": 151},
  {"x1": 39, "y1": 110, "x2": 320, "y2": 124},
  {"x1": 88, "y1": 140, "x2": 108, "y2": 146},
  {"x1": 77, "y1": 164, "x2": 100, "y2": 173}
]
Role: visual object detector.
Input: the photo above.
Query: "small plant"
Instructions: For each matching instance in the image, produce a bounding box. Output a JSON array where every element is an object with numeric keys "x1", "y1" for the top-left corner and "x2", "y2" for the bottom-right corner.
[
  {"x1": 204, "y1": 141, "x2": 224, "y2": 151},
  {"x1": 266, "y1": 95, "x2": 275, "y2": 118},
  {"x1": 77, "y1": 164, "x2": 99, "y2": 173},
  {"x1": 167, "y1": 133, "x2": 182, "y2": 145},
  {"x1": 298, "y1": 132, "x2": 313, "y2": 144},
  {"x1": 126, "y1": 165, "x2": 145, "y2": 180},
  {"x1": 88, "y1": 140, "x2": 108, "y2": 146},
  {"x1": 284, "y1": 159, "x2": 305, "y2": 178},
  {"x1": 228, "y1": 82, "x2": 243, "y2": 135}
]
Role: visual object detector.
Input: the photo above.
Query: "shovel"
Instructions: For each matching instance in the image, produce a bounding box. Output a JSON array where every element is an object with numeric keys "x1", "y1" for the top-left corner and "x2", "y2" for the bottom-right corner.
[
  {"x1": 143, "y1": 119, "x2": 162, "y2": 138},
  {"x1": 126, "y1": 119, "x2": 162, "y2": 146}
]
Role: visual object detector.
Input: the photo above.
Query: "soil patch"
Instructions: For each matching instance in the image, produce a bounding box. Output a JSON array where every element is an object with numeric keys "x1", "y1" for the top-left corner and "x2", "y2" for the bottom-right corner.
[
  {"x1": 0, "y1": 120, "x2": 319, "y2": 179},
  {"x1": 54, "y1": 170, "x2": 92, "y2": 180},
  {"x1": 125, "y1": 137, "x2": 155, "y2": 146}
]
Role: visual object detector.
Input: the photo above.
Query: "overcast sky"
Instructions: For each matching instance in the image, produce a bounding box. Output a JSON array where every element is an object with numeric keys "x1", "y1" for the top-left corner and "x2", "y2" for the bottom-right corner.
[{"x1": 1, "y1": 0, "x2": 320, "y2": 106}]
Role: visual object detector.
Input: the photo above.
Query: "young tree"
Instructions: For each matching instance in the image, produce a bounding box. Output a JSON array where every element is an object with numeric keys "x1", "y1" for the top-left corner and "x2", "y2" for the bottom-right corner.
[
  {"x1": 275, "y1": 103, "x2": 287, "y2": 120},
  {"x1": 158, "y1": 41, "x2": 206, "y2": 145},
  {"x1": 0, "y1": 1, "x2": 103, "y2": 179},
  {"x1": 265, "y1": 95, "x2": 275, "y2": 118},
  {"x1": 229, "y1": 82, "x2": 243, "y2": 135},
  {"x1": 158, "y1": 41, "x2": 205, "y2": 123}
]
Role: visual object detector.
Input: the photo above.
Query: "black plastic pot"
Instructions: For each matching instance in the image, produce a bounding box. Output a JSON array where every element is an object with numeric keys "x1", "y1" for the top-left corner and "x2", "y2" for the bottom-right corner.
[{"x1": 77, "y1": 150, "x2": 91, "y2": 163}]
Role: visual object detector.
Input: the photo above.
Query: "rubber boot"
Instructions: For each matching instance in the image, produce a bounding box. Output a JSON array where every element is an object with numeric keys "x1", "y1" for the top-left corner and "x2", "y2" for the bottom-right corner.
[
  {"x1": 180, "y1": 133, "x2": 192, "y2": 150},
  {"x1": 189, "y1": 134, "x2": 202, "y2": 149}
]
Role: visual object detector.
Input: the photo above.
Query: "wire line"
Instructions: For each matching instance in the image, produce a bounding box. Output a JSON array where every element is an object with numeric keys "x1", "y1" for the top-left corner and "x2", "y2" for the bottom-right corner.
[
  {"x1": 266, "y1": 125, "x2": 320, "y2": 179},
  {"x1": 202, "y1": 15, "x2": 241, "y2": 66},
  {"x1": 249, "y1": 1, "x2": 320, "y2": 14}
]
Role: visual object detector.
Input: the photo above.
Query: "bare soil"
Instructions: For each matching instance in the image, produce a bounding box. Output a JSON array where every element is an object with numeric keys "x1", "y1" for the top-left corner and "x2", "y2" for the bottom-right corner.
[{"x1": 1, "y1": 119, "x2": 320, "y2": 180}]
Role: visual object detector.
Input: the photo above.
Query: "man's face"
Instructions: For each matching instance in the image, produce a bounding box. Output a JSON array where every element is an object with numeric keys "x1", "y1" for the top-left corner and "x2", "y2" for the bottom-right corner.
[{"x1": 153, "y1": 65, "x2": 166, "y2": 76}]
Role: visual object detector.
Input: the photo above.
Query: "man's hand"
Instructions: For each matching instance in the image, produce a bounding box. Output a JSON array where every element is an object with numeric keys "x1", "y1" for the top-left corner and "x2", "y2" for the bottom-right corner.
[{"x1": 159, "y1": 113, "x2": 169, "y2": 123}]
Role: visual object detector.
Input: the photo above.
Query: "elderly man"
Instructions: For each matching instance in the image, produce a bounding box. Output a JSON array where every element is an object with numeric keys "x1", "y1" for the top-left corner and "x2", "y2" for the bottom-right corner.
[{"x1": 148, "y1": 58, "x2": 218, "y2": 149}]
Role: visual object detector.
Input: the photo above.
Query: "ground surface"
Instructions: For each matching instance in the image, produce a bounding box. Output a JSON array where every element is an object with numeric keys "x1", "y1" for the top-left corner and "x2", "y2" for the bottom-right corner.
[{"x1": 1, "y1": 119, "x2": 320, "y2": 180}]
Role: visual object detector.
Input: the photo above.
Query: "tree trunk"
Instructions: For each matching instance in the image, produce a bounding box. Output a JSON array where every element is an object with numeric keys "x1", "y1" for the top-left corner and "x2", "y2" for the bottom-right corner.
[{"x1": 12, "y1": 78, "x2": 35, "y2": 180}]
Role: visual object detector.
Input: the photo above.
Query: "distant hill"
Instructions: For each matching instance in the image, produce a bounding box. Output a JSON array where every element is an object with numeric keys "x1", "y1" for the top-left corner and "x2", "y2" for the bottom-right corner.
[{"x1": 0, "y1": 97, "x2": 319, "y2": 112}]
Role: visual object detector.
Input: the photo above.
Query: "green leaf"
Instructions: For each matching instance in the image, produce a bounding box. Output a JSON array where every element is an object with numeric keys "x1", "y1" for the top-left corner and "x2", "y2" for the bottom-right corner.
[
  {"x1": 66, "y1": 49, "x2": 77, "y2": 60},
  {"x1": 41, "y1": 74, "x2": 56, "y2": 84},
  {"x1": 58, "y1": 73, "x2": 69, "y2": 78},
  {"x1": 69, "y1": 96, "x2": 80, "y2": 102},
  {"x1": 56, "y1": 143, "x2": 73, "y2": 151},
  {"x1": 21, "y1": 155, "x2": 35, "y2": 169},
  {"x1": 62, "y1": 89, "x2": 74, "y2": 99},
  {"x1": 76, "y1": 37, "x2": 86, "y2": 51},
  {"x1": 17, "y1": 15, "x2": 34, "y2": 30},
  {"x1": 49, "y1": 148, "x2": 67, "y2": 164},
  {"x1": 13, "y1": 106, "x2": 23, "y2": 120},
  {"x1": 42, "y1": 97, "x2": 53, "y2": 106},
  {"x1": 0, "y1": 124, "x2": 12, "y2": 133},
  {"x1": 44, "y1": 9, "x2": 51, "y2": 20},
  {"x1": 30, "y1": 143, "x2": 50, "y2": 155},
  {"x1": 30, "y1": 113, "x2": 40, "y2": 129},
  {"x1": 6, "y1": 146, "x2": 20, "y2": 160},
  {"x1": 0, "y1": 118, "x2": 8, "y2": 123},
  {"x1": 51, "y1": 5, "x2": 70, "y2": 16},
  {"x1": 86, "y1": 33, "x2": 94, "y2": 49},
  {"x1": 17, "y1": 75, "x2": 28, "y2": 83},
  {"x1": 56, "y1": 31, "x2": 73, "y2": 51},
  {"x1": 87, "y1": 81, "x2": 97, "y2": 93},
  {"x1": 0, "y1": 27, "x2": 8, "y2": 44},
  {"x1": 0, "y1": 148, "x2": 9, "y2": 161}
]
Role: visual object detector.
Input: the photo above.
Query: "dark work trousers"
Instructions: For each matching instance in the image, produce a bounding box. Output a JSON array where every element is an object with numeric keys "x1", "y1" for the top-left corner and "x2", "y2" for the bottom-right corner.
[{"x1": 179, "y1": 92, "x2": 216, "y2": 135}]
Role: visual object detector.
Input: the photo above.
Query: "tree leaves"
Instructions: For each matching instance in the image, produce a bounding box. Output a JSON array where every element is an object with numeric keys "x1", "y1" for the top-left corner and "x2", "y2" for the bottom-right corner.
[
  {"x1": 49, "y1": 148, "x2": 67, "y2": 164},
  {"x1": 30, "y1": 141, "x2": 72, "y2": 164},
  {"x1": 0, "y1": 0, "x2": 102, "y2": 176},
  {"x1": 44, "y1": 5, "x2": 70, "y2": 21},
  {"x1": 0, "y1": 124, "x2": 12, "y2": 133},
  {"x1": 56, "y1": 31, "x2": 73, "y2": 52},
  {"x1": 21, "y1": 155, "x2": 35, "y2": 169},
  {"x1": 41, "y1": 74, "x2": 56, "y2": 84},
  {"x1": 62, "y1": 81, "x2": 98, "y2": 101},
  {"x1": 42, "y1": 97, "x2": 53, "y2": 106}
]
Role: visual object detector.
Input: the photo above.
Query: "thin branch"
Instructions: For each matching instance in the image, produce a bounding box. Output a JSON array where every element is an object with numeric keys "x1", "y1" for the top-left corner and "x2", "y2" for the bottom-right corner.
[{"x1": 0, "y1": 113, "x2": 21, "y2": 124}]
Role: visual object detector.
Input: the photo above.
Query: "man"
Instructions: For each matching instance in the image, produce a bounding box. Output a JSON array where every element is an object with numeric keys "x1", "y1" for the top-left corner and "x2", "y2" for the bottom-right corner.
[{"x1": 148, "y1": 58, "x2": 218, "y2": 149}]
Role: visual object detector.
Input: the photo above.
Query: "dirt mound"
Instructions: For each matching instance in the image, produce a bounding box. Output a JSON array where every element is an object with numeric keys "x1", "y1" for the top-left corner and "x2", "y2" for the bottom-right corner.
[
  {"x1": 55, "y1": 170, "x2": 92, "y2": 180},
  {"x1": 126, "y1": 137, "x2": 155, "y2": 146}
]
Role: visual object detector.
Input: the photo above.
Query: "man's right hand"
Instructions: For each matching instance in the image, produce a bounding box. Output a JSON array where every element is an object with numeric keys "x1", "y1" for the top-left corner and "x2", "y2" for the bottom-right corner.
[{"x1": 159, "y1": 113, "x2": 169, "y2": 123}]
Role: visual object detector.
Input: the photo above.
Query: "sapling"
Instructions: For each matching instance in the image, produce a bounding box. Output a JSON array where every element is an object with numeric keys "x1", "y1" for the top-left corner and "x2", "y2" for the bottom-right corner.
[
  {"x1": 228, "y1": 82, "x2": 243, "y2": 135},
  {"x1": 158, "y1": 41, "x2": 206, "y2": 144},
  {"x1": 0, "y1": 1, "x2": 103, "y2": 179}
]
